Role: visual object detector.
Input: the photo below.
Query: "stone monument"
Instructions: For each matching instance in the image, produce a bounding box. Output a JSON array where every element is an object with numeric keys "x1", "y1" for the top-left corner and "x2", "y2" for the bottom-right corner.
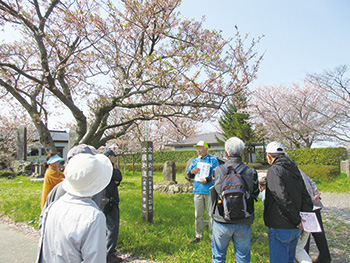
[
  {"x1": 162, "y1": 161, "x2": 176, "y2": 182},
  {"x1": 16, "y1": 126, "x2": 27, "y2": 161}
]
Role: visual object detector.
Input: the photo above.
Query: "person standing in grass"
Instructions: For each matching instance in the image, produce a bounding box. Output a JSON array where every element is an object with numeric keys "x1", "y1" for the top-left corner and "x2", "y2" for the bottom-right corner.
[
  {"x1": 38, "y1": 153, "x2": 113, "y2": 263},
  {"x1": 38, "y1": 144, "x2": 99, "y2": 231},
  {"x1": 264, "y1": 141, "x2": 313, "y2": 263},
  {"x1": 103, "y1": 149, "x2": 123, "y2": 263},
  {"x1": 40, "y1": 153, "x2": 65, "y2": 209},
  {"x1": 211, "y1": 137, "x2": 259, "y2": 263},
  {"x1": 187, "y1": 140, "x2": 219, "y2": 243}
]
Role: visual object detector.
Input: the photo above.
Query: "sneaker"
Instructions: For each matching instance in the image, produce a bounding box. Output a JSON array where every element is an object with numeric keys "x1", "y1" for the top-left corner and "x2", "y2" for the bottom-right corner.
[{"x1": 190, "y1": 237, "x2": 201, "y2": 243}]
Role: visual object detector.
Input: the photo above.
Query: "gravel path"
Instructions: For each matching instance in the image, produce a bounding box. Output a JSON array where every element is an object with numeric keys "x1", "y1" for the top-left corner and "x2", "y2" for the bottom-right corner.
[
  {"x1": 321, "y1": 192, "x2": 350, "y2": 225},
  {"x1": 0, "y1": 214, "x2": 156, "y2": 263},
  {"x1": 0, "y1": 193, "x2": 349, "y2": 263},
  {"x1": 309, "y1": 192, "x2": 350, "y2": 263},
  {"x1": 0, "y1": 216, "x2": 39, "y2": 263}
]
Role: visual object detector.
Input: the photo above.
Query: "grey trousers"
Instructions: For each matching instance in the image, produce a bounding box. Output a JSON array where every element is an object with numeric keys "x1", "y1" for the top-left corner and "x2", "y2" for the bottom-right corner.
[
  {"x1": 106, "y1": 205, "x2": 120, "y2": 257},
  {"x1": 194, "y1": 193, "x2": 212, "y2": 238}
]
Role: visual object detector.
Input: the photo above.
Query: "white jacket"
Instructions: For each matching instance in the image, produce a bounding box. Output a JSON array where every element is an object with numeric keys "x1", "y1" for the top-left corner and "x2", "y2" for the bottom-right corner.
[{"x1": 38, "y1": 193, "x2": 107, "y2": 263}]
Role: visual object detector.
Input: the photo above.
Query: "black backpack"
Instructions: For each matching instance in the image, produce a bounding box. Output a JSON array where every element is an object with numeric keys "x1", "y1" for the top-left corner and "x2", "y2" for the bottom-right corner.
[{"x1": 217, "y1": 163, "x2": 251, "y2": 220}]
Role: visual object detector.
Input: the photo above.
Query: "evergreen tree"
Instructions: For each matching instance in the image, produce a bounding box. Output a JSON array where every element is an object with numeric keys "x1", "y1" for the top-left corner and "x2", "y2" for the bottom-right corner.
[
  {"x1": 217, "y1": 98, "x2": 267, "y2": 162},
  {"x1": 217, "y1": 99, "x2": 255, "y2": 142}
]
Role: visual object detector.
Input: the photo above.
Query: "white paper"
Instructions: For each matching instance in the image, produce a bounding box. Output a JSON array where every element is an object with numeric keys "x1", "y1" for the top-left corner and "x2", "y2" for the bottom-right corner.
[
  {"x1": 300, "y1": 212, "x2": 322, "y2": 233},
  {"x1": 194, "y1": 162, "x2": 211, "y2": 181}
]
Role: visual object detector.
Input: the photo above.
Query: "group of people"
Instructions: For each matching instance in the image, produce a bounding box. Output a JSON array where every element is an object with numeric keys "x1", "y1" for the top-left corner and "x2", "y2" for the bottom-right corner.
[
  {"x1": 38, "y1": 145, "x2": 123, "y2": 263},
  {"x1": 37, "y1": 137, "x2": 331, "y2": 263},
  {"x1": 187, "y1": 138, "x2": 331, "y2": 263}
]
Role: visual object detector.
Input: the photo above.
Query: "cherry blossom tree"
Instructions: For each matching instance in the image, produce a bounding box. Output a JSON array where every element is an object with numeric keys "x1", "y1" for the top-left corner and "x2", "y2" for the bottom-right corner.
[
  {"x1": 0, "y1": 113, "x2": 37, "y2": 159},
  {"x1": 251, "y1": 82, "x2": 336, "y2": 148},
  {"x1": 306, "y1": 65, "x2": 350, "y2": 144},
  {"x1": 0, "y1": 0, "x2": 262, "y2": 153},
  {"x1": 103, "y1": 117, "x2": 197, "y2": 153}
]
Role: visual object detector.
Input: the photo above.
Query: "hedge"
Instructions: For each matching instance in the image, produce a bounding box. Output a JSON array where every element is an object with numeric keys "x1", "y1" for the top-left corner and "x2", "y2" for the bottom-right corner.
[
  {"x1": 298, "y1": 164, "x2": 339, "y2": 183},
  {"x1": 120, "y1": 162, "x2": 188, "y2": 173},
  {"x1": 119, "y1": 147, "x2": 347, "y2": 166},
  {"x1": 286, "y1": 147, "x2": 348, "y2": 166},
  {"x1": 0, "y1": 170, "x2": 16, "y2": 178},
  {"x1": 117, "y1": 147, "x2": 347, "y2": 181},
  {"x1": 119, "y1": 149, "x2": 226, "y2": 164}
]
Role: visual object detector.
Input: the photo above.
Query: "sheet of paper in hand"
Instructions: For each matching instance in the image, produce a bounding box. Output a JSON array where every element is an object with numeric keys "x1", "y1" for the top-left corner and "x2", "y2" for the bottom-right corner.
[
  {"x1": 300, "y1": 212, "x2": 322, "y2": 232},
  {"x1": 195, "y1": 162, "x2": 211, "y2": 182}
]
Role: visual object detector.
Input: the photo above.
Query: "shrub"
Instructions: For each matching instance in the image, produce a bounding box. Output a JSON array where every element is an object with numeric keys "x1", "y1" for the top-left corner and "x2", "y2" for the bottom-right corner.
[
  {"x1": 118, "y1": 147, "x2": 347, "y2": 170},
  {"x1": 121, "y1": 162, "x2": 188, "y2": 173},
  {"x1": 0, "y1": 170, "x2": 16, "y2": 178},
  {"x1": 247, "y1": 162, "x2": 263, "y2": 169},
  {"x1": 119, "y1": 149, "x2": 225, "y2": 164},
  {"x1": 287, "y1": 147, "x2": 348, "y2": 166},
  {"x1": 298, "y1": 164, "x2": 339, "y2": 183},
  {"x1": 175, "y1": 163, "x2": 187, "y2": 173},
  {"x1": 121, "y1": 163, "x2": 141, "y2": 172}
]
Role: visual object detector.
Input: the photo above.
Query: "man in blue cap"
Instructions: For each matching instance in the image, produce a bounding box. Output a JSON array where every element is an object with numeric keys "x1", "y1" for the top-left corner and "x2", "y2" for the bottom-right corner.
[
  {"x1": 103, "y1": 149, "x2": 123, "y2": 263},
  {"x1": 187, "y1": 141, "x2": 219, "y2": 243}
]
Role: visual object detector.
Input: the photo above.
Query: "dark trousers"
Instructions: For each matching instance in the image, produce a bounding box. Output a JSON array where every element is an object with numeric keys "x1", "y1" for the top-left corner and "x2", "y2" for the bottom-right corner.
[
  {"x1": 305, "y1": 209, "x2": 331, "y2": 262},
  {"x1": 106, "y1": 205, "x2": 120, "y2": 257}
]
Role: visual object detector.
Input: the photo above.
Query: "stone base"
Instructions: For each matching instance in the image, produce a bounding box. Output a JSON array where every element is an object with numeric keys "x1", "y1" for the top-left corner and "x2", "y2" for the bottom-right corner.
[
  {"x1": 153, "y1": 181, "x2": 193, "y2": 194},
  {"x1": 30, "y1": 177, "x2": 44, "y2": 183}
]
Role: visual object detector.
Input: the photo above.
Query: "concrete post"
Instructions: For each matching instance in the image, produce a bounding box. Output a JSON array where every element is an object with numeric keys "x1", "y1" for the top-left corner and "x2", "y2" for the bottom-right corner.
[
  {"x1": 16, "y1": 126, "x2": 27, "y2": 161},
  {"x1": 340, "y1": 160, "x2": 350, "y2": 177}
]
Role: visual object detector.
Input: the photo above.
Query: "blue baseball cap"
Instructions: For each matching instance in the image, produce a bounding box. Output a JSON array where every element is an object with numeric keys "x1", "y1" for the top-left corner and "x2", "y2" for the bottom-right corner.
[{"x1": 47, "y1": 154, "x2": 64, "y2": 164}]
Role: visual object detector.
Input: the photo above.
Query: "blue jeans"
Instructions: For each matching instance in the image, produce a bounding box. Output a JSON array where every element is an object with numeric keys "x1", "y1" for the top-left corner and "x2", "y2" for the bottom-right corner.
[
  {"x1": 212, "y1": 221, "x2": 251, "y2": 263},
  {"x1": 268, "y1": 227, "x2": 302, "y2": 263}
]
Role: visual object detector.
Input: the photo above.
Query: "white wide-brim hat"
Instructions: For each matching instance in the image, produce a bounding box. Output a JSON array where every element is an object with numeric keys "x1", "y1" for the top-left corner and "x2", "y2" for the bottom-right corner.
[{"x1": 62, "y1": 153, "x2": 112, "y2": 197}]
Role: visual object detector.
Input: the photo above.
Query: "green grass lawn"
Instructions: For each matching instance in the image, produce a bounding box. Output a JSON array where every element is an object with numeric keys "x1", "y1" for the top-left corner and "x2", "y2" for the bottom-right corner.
[
  {"x1": 0, "y1": 171, "x2": 349, "y2": 262},
  {"x1": 312, "y1": 172, "x2": 350, "y2": 193}
]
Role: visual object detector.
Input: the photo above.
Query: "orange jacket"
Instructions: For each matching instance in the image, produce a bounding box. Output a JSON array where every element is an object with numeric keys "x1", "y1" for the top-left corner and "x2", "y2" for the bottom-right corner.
[{"x1": 40, "y1": 165, "x2": 65, "y2": 209}]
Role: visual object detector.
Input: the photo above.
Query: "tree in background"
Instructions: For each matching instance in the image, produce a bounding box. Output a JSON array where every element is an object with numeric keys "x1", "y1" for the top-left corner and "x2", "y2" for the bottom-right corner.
[
  {"x1": 251, "y1": 65, "x2": 350, "y2": 149},
  {"x1": 105, "y1": 117, "x2": 198, "y2": 153},
  {"x1": 251, "y1": 81, "x2": 338, "y2": 148},
  {"x1": 217, "y1": 98, "x2": 254, "y2": 144},
  {"x1": 0, "y1": 114, "x2": 37, "y2": 159},
  {"x1": 217, "y1": 96, "x2": 264, "y2": 161},
  {"x1": 306, "y1": 65, "x2": 350, "y2": 145},
  {"x1": 0, "y1": 0, "x2": 262, "y2": 153}
]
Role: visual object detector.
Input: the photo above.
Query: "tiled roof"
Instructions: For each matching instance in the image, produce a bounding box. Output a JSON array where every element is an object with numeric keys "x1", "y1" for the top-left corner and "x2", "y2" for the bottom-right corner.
[
  {"x1": 50, "y1": 130, "x2": 69, "y2": 142},
  {"x1": 33, "y1": 130, "x2": 68, "y2": 142}
]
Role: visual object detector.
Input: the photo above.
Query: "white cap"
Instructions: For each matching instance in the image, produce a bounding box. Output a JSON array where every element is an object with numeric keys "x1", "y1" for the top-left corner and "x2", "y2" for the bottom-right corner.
[
  {"x1": 62, "y1": 153, "x2": 112, "y2": 197},
  {"x1": 266, "y1": 141, "x2": 285, "y2": 154}
]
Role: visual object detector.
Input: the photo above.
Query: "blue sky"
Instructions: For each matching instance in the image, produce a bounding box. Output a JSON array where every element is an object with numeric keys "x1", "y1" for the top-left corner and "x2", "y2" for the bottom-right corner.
[
  {"x1": 2, "y1": 0, "x2": 349, "y2": 140},
  {"x1": 179, "y1": 0, "x2": 350, "y2": 89}
]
